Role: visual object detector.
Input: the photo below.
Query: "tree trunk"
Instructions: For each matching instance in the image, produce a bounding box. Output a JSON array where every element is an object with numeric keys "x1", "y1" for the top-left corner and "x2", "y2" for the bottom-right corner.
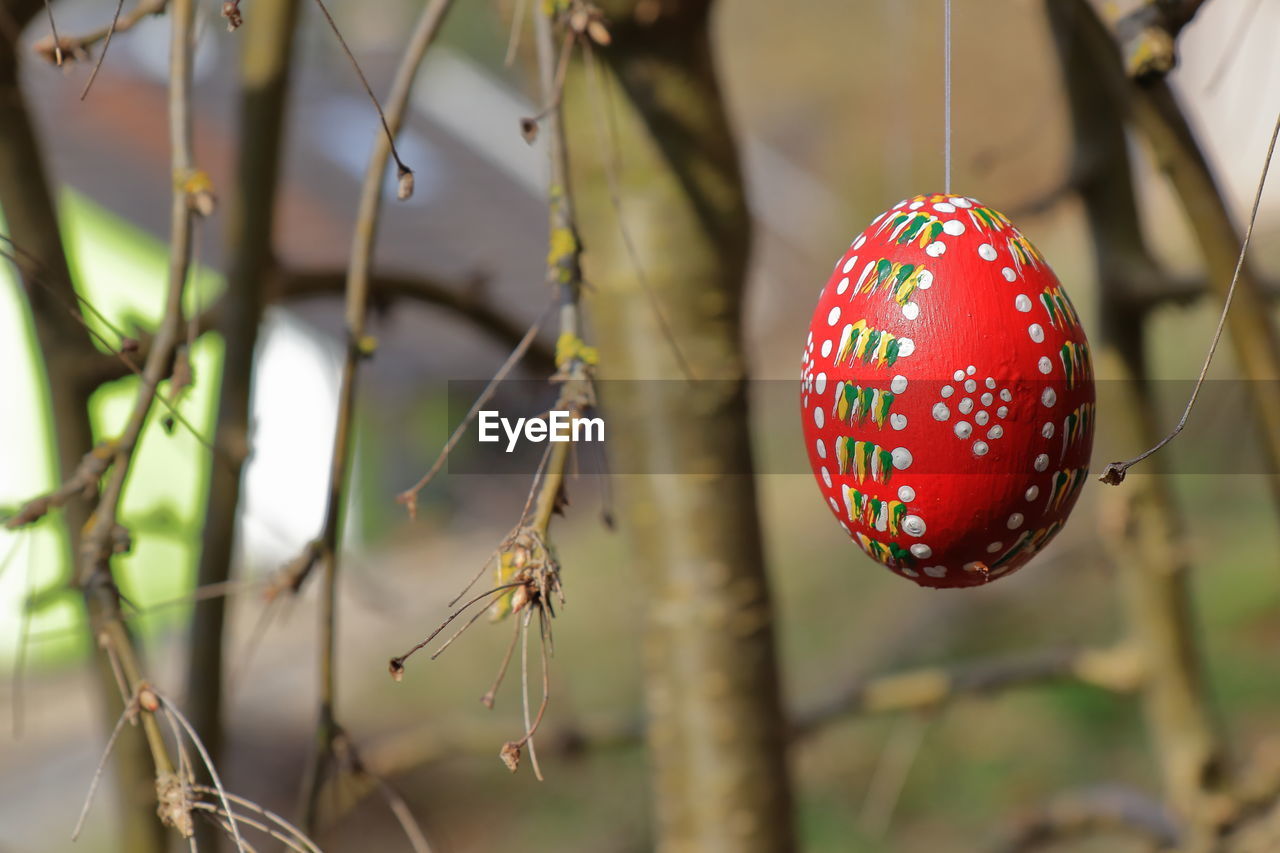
[
  {"x1": 566, "y1": 4, "x2": 796, "y2": 850},
  {"x1": 186, "y1": 0, "x2": 300, "y2": 780},
  {"x1": 186, "y1": 3, "x2": 301, "y2": 849},
  {"x1": 0, "y1": 15, "x2": 165, "y2": 853},
  {"x1": 1048, "y1": 2, "x2": 1224, "y2": 844}
]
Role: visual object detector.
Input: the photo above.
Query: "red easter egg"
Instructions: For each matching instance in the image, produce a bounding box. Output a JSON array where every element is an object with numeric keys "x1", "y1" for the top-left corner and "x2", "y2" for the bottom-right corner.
[{"x1": 800, "y1": 193, "x2": 1095, "y2": 588}]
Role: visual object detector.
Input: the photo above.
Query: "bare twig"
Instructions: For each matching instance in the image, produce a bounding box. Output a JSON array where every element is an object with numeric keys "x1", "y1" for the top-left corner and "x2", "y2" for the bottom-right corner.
[
  {"x1": 32, "y1": 0, "x2": 168, "y2": 65},
  {"x1": 275, "y1": 268, "x2": 557, "y2": 372},
  {"x1": 997, "y1": 786, "x2": 1179, "y2": 852},
  {"x1": 3, "y1": 442, "x2": 112, "y2": 530},
  {"x1": 70, "y1": 3, "x2": 199, "y2": 844},
  {"x1": 306, "y1": 0, "x2": 416, "y2": 193},
  {"x1": 481, "y1": 617, "x2": 522, "y2": 708},
  {"x1": 389, "y1": 582, "x2": 525, "y2": 676},
  {"x1": 10, "y1": 535, "x2": 34, "y2": 737},
  {"x1": 1100, "y1": 96, "x2": 1280, "y2": 484},
  {"x1": 793, "y1": 645, "x2": 1143, "y2": 736},
  {"x1": 504, "y1": 0, "x2": 529, "y2": 65},
  {"x1": 859, "y1": 714, "x2": 931, "y2": 838},
  {"x1": 72, "y1": 696, "x2": 137, "y2": 840},
  {"x1": 343, "y1": 755, "x2": 434, "y2": 853},
  {"x1": 160, "y1": 697, "x2": 246, "y2": 852},
  {"x1": 395, "y1": 299, "x2": 553, "y2": 517},
  {"x1": 78, "y1": 0, "x2": 198, "y2": 576},
  {"x1": 189, "y1": 786, "x2": 321, "y2": 853},
  {"x1": 40, "y1": 0, "x2": 63, "y2": 64},
  {"x1": 80, "y1": 0, "x2": 128, "y2": 99},
  {"x1": 190, "y1": 804, "x2": 306, "y2": 853},
  {"x1": 0, "y1": 237, "x2": 214, "y2": 449},
  {"x1": 1113, "y1": 0, "x2": 1211, "y2": 78},
  {"x1": 299, "y1": 0, "x2": 456, "y2": 832},
  {"x1": 190, "y1": 7, "x2": 304, "y2": 808},
  {"x1": 1049, "y1": 2, "x2": 1226, "y2": 835}
]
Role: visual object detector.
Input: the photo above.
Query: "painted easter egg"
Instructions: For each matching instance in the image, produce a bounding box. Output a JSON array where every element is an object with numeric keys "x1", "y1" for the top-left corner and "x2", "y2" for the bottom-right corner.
[{"x1": 800, "y1": 193, "x2": 1095, "y2": 588}]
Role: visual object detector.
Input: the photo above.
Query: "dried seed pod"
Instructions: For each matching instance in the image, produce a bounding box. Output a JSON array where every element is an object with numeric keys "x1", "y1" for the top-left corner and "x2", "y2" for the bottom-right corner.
[{"x1": 801, "y1": 193, "x2": 1095, "y2": 588}]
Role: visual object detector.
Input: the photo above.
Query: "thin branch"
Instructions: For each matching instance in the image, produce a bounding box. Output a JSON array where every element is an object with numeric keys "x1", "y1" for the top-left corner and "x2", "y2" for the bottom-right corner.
[
  {"x1": 189, "y1": 786, "x2": 321, "y2": 853},
  {"x1": 84, "y1": 265, "x2": 559, "y2": 386},
  {"x1": 307, "y1": 0, "x2": 416, "y2": 192},
  {"x1": 388, "y1": 582, "x2": 525, "y2": 677},
  {"x1": 1100, "y1": 99, "x2": 1280, "y2": 484},
  {"x1": 347, "y1": 765, "x2": 433, "y2": 853},
  {"x1": 80, "y1": 0, "x2": 128, "y2": 99},
  {"x1": 10, "y1": 535, "x2": 34, "y2": 736},
  {"x1": 4, "y1": 441, "x2": 114, "y2": 530},
  {"x1": 859, "y1": 713, "x2": 931, "y2": 838},
  {"x1": 299, "y1": 0, "x2": 456, "y2": 832},
  {"x1": 275, "y1": 268, "x2": 557, "y2": 372},
  {"x1": 1114, "y1": 0, "x2": 1212, "y2": 78},
  {"x1": 31, "y1": 0, "x2": 168, "y2": 65},
  {"x1": 72, "y1": 697, "x2": 137, "y2": 840},
  {"x1": 0, "y1": 239, "x2": 215, "y2": 449},
  {"x1": 160, "y1": 698, "x2": 246, "y2": 852},
  {"x1": 481, "y1": 616, "x2": 522, "y2": 708},
  {"x1": 793, "y1": 645, "x2": 1143, "y2": 736},
  {"x1": 997, "y1": 786, "x2": 1179, "y2": 852},
  {"x1": 373, "y1": 643, "x2": 1142, "y2": 788},
  {"x1": 395, "y1": 299, "x2": 553, "y2": 518},
  {"x1": 70, "y1": 2, "x2": 199, "y2": 841},
  {"x1": 186, "y1": 9, "x2": 301, "y2": 847},
  {"x1": 504, "y1": 0, "x2": 528, "y2": 66},
  {"x1": 190, "y1": 804, "x2": 308, "y2": 853},
  {"x1": 40, "y1": 0, "x2": 63, "y2": 64},
  {"x1": 78, "y1": 0, "x2": 197, "y2": 576}
]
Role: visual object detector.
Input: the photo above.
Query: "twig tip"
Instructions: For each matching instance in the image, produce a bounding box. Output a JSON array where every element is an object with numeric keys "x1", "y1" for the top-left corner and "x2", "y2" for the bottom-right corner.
[
  {"x1": 396, "y1": 165, "x2": 415, "y2": 201},
  {"x1": 1098, "y1": 463, "x2": 1128, "y2": 486},
  {"x1": 499, "y1": 741, "x2": 521, "y2": 772}
]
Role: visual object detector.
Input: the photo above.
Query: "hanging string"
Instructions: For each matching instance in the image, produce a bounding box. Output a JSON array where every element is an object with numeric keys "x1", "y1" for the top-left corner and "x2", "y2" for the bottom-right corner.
[{"x1": 944, "y1": 0, "x2": 953, "y2": 194}]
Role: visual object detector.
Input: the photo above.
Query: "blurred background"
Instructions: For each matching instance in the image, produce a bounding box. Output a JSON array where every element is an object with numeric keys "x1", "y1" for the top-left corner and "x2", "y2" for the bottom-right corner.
[{"x1": 1, "y1": 0, "x2": 1279, "y2": 850}]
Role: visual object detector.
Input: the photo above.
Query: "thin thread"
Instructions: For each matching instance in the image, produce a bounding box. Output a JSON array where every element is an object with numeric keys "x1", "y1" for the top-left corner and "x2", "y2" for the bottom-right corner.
[
  {"x1": 944, "y1": 0, "x2": 953, "y2": 194},
  {"x1": 1100, "y1": 105, "x2": 1280, "y2": 483}
]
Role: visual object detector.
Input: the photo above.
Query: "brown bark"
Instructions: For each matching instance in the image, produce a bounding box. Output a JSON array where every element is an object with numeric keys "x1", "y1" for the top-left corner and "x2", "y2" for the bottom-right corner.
[
  {"x1": 0, "y1": 8, "x2": 164, "y2": 852},
  {"x1": 566, "y1": 4, "x2": 795, "y2": 850},
  {"x1": 185, "y1": 0, "x2": 301, "y2": 808},
  {"x1": 1072, "y1": 0, "x2": 1280, "y2": 508},
  {"x1": 1049, "y1": 2, "x2": 1225, "y2": 843}
]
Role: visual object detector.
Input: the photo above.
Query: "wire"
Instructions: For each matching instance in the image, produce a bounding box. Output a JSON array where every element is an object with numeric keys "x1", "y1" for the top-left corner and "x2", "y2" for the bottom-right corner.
[{"x1": 944, "y1": 0, "x2": 953, "y2": 193}]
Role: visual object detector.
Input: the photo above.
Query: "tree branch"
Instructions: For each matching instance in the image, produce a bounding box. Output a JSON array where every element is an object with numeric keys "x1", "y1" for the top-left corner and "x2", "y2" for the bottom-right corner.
[
  {"x1": 75, "y1": 0, "x2": 200, "y2": 843},
  {"x1": 1069, "y1": 0, "x2": 1280, "y2": 506},
  {"x1": 83, "y1": 267, "x2": 557, "y2": 387},
  {"x1": 29, "y1": 0, "x2": 167, "y2": 65},
  {"x1": 296, "y1": 0, "x2": 456, "y2": 834},
  {"x1": 345, "y1": 644, "x2": 1143, "y2": 796},
  {"x1": 1112, "y1": 0, "x2": 1213, "y2": 79},
  {"x1": 186, "y1": 4, "x2": 301, "y2": 849},
  {"x1": 275, "y1": 267, "x2": 556, "y2": 372},
  {"x1": 793, "y1": 645, "x2": 1143, "y2": 737},
  {"x1": 997, "y1": 785, "x2": 1180, "y2": 852},
  {"x1": 0, "y1": 3, "x2": 161, "y2": 847},
  {"x1": 1049, "y1": 2, "x2": 1227, "y2": 842}
]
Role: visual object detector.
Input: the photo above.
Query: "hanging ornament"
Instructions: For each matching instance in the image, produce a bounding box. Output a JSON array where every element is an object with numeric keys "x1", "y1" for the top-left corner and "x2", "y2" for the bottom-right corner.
[{"x1": 800, "y1": 194, "x2": 1095, "y2": 588}]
